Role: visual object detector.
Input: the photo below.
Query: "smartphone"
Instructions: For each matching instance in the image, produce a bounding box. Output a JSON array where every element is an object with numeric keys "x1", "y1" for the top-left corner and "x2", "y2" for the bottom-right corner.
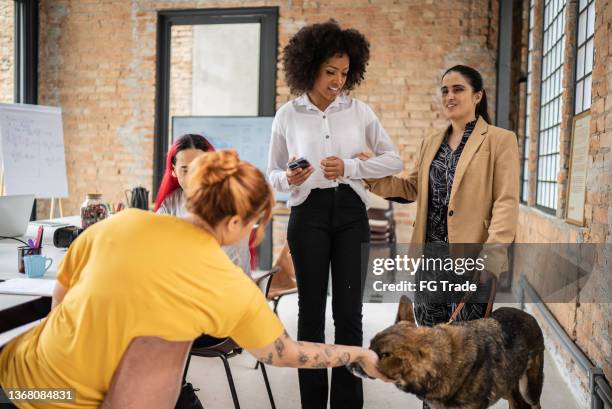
[{"x1": 288, "y1": 157, "x2": 311, "y2": 170}]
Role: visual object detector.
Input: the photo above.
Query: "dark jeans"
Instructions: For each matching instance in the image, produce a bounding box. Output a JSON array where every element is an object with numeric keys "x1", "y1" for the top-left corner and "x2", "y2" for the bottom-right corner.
[{"x1": 287, "y1": 185, "x2": 370, "y2": 409}]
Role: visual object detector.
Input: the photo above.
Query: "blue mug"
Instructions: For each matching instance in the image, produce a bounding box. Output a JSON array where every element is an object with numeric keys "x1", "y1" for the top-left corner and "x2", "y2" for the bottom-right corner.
[{"x1": 23, "y1": 255, "x2": 53, "y2": 278}]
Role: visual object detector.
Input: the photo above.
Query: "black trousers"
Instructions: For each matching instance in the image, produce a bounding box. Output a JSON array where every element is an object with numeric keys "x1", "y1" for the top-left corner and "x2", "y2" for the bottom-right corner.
[{"x1": 287, "y1": 185, "x2": 370, "y2": 409}]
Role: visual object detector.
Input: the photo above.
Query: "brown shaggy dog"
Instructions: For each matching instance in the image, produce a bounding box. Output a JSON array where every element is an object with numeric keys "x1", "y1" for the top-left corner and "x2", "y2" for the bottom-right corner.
[{"x1": 350, "y1": 297, "x2": 545, "y2": 409}]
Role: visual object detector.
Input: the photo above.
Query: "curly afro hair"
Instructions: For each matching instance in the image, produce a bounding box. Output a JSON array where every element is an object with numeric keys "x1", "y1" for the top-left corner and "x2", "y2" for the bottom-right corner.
[{"x1": 282, "y1": 20, "x2": 370, "y2": 95}]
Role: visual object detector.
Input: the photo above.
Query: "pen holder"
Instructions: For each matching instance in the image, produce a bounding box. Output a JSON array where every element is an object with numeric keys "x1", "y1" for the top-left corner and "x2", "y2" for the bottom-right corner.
[{"x1": 17, "y1": 246, "x2": 42, "y2": 274}]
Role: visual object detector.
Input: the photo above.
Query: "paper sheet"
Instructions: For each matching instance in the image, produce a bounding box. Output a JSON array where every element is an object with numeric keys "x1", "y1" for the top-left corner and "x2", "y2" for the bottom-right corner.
[{"x1": 0, "y1": 278, "x2": 55, "y2": 296}]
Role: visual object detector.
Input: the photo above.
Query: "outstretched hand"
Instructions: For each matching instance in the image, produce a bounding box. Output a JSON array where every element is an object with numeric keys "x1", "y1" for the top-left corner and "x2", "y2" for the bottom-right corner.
[{"x1": 349, "y1": 349, "x2": 393, "y2": 383}]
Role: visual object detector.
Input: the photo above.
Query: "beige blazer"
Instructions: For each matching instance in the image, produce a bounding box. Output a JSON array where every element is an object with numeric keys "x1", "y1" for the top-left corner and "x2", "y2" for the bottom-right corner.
[{"x1": 366, "y1": 117, "x2": 520, "y2": 274}]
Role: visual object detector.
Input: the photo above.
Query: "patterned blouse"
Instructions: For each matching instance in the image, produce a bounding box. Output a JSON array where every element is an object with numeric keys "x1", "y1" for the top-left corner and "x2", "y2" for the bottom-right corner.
[{"x1": 425, "y1": 120, "x2": 477, "y2": 243}]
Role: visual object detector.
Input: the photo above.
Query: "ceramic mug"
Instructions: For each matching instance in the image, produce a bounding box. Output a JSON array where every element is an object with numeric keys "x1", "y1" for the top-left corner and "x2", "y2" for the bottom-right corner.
[{"x1": 23, "y1": 255, "x2": 53, "y2": 278}]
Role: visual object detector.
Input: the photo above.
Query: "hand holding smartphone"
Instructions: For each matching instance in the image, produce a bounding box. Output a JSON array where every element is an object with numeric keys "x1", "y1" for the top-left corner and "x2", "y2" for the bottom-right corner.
[
  {"x1": 288, "y1": 157, "x2": 311, "y2": 170},
  {"x1": 286, "y1": 157, "x2": 313, "y2": 186}
]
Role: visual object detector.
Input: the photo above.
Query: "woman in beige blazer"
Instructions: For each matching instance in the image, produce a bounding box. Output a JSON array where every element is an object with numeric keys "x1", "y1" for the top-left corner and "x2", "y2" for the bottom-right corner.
[{"x1": 366, "y1": 65, "x2": 519, "y2": 334}]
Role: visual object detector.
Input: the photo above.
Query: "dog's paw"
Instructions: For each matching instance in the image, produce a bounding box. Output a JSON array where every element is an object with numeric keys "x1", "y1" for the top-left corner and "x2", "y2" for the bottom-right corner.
[{"x1": 346, "y1": 363, "x2": 374, "y2": 380}]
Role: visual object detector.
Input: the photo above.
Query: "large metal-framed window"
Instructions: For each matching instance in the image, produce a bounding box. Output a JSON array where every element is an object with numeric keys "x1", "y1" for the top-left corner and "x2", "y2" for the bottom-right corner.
[
  {"x1": 153, "y1": 7, "x2": 278, "y2": 196},
  {"x1": 574, "y1": 0, "x2": 595, "y2": 114},
  {"x1": 521, "y1": 0, "x2": 535, "y2": 204},
  {"x1": 536, "y1": 0, "x2": 566, "y2": 212}
]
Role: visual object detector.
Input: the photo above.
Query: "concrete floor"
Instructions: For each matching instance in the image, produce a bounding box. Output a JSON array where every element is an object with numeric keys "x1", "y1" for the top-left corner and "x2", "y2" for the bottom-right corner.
[{"x1": 187, "y1": 294, "x2": 581, "y2": 409}]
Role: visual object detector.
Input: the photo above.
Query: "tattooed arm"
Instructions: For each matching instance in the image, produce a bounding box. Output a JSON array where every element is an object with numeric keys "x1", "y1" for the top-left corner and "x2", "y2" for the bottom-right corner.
[{"x1": 247, "y1": 330, "x2": 384, "y2": 379}]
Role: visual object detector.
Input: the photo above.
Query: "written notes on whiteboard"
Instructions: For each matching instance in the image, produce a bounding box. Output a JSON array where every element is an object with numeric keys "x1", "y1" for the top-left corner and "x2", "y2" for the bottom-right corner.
[{"x1": 0, "y1": 103, "x2": 68, "y2": 198}]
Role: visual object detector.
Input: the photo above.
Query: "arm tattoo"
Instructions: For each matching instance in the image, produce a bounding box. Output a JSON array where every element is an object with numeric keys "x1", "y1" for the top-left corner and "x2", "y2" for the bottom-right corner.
[
  {"x1": 298, "y1": 350, "x2": 309, "y2": 364},
  {"x1": 274, "y1": 337, "x2": 286, "y2": 358},
  {"x1": 261, "y1": 330, "x2": 358, "y2": 369},
  {"x1": 335, "y1": 352, "x2": 351, "y2": 366}
]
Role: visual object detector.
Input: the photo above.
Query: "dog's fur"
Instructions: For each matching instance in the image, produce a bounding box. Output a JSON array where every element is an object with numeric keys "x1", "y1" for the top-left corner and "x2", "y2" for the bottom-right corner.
[{"x1": 350, "y1": 296, "x2": 544, "y2": 409}]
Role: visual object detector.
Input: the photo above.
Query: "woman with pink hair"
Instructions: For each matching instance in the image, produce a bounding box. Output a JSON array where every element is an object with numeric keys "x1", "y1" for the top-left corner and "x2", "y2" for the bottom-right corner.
[{"x1": 155, "y1": 133, "x2": 252, "y2": 276}]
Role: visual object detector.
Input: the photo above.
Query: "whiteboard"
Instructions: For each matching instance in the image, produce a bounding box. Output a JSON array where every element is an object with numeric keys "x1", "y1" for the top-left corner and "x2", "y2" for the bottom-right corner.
[
  {"x1": 0, "y1": 103, "x2": 68, "y2": 198},
  {"x1": 172, "y1": 116, "x2": 288, "y2": 201}
]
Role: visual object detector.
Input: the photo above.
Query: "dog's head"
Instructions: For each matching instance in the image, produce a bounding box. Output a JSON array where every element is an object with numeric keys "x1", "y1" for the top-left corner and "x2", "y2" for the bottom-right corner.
[
  {"x1": 360, "y1": 296, "x2": 442, "y2": 395},
  {"x1": 346, "y1": 295, "x2": 417, "y2": 380}
]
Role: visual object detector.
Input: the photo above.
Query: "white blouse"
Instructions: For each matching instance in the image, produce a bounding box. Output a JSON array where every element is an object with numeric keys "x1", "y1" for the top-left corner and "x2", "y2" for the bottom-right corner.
[{"x1": 268, "y1": 93, "x2": 403, "y2": 207}]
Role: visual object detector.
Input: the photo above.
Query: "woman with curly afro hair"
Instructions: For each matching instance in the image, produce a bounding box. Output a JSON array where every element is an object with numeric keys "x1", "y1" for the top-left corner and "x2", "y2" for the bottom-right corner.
[{"x1": 267, "y1": 20, "x2": 402, "y2": 409}]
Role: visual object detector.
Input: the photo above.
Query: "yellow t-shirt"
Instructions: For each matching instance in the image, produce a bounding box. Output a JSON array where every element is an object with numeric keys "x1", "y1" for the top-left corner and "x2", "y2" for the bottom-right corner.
[{"x1": 0, "y1": 209, "x2": 284, "y2": 408}]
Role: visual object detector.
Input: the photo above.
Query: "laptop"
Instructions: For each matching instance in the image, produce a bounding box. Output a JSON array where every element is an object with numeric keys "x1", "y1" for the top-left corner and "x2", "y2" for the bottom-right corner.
[{"x1": 0, "y1": 195, "x2": 35, "y2": 237}]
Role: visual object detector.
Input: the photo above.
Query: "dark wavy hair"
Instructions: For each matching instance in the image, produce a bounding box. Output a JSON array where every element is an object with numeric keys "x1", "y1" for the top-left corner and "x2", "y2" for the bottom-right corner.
[
  {"x1": 443, "y1": 65, "x2": 491, "y2": 124},
  {"x1": 282, "y1": 20, "x2": 370, "y2": 95}
]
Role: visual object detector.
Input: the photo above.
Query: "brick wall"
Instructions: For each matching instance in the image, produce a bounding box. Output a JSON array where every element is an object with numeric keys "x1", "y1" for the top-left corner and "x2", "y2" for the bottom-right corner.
[
  {"x1": 36, "y1": 0, "x2": 499, "y2": 236},
  {"x1": 515, "y1": 0, "x2": 611, "y2": 406},
  {"x1": 0, "y1": 1, "x2": 14, "y2": 104},
  {"x1": 169, "y1": 25, "x2": 193, "y2": 128},
  {"x1": 37, "y1": 0, "x2": 155, "y2": 217}
]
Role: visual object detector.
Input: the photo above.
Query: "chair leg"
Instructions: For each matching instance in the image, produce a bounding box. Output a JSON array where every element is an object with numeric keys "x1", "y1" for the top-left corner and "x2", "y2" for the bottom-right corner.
[
  {"x1": 272, "y1": 298, "x2": 280, "y2": 314},
  {"x1": 181, "y1": 354, "x2": 192, "y2": 384},
  {"x1": 254, "y1": 361, "x2": 260, "y2": 370},
  {"x1": 259, "y1": 363, "x2": 276, "y2": 409},
  {"x1": 218, "y1": 355, "x2": 241, "y2": 409}
]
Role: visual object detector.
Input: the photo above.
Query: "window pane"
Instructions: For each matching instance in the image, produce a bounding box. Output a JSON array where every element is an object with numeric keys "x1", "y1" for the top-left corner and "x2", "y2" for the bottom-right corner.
[
  {"x1": 549, "y1": 130, "x2": 554, "y2": 156},
  {"x1": 169, "y1": 23, "x2": 261, "y2": 139},
  {"x1": 527, "y1": 72, "x2": 532, "y2": 90},
  {"x1": 191, "y1": 24, "x2": 260, "y2": 116},
  {"x1": 528, "y1": 30, "x2": 533, "y2": 50},
  {"x1": 550, "y1": 184, "x2": 554, "y2": 208},
  {"x1": 587, "y1": 2, "x2": 595, "y2": 37},
  {"x1": 578, "y1": 12, "x2": 587, "y2": 45},
  {"x1": 585, "y1": 39, "x2": 593, "y2": 74},
  {"x1": 538, "y1": 160, "x2": 543, "y2": 180},
  {"x1": 583, "y1": 74, "x2": 592, "y2": 111},
  {"x1": 577, "y1": 45, "x2": 585, "y2": 78},
  {"x1": 526, "y1": 112, "x2": 531, "y2": 132},
  {"x1": 575, "y1": 80, "x2": 584, "y2": 113},
  {"x1": 0, "y1": 1, "x2": 14, "y2": 103},
  {"x1": 579, "y1": 0, "x2": 587, "y2": 12}
]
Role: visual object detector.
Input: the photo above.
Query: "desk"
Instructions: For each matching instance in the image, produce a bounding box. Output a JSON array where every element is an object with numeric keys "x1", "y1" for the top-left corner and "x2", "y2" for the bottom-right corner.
[
  {"x1": 0, "y1": 215, "x2": 79, "y2": 281},
  {"x1": 0, "y1": 216, "x2": 79, "y2": 344}
]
